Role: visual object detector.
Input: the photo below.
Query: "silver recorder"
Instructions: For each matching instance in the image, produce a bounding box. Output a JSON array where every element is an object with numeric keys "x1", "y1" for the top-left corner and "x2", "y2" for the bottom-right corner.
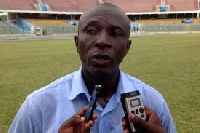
[{"x1": 121, "y1": 90, "x2": 146, "y2": 133}]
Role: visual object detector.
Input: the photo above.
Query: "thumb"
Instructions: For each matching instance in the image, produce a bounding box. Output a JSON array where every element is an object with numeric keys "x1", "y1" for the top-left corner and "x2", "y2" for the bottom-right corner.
[
  {"x1": 129, "y1": 113, "x2": 165, "y2": 133},
  {"x1": 61, "y1": 116, "x2": 83, "y2": 129},
  {"x1": 129, "y1": 113, "x2": 148, "y2": 130}
]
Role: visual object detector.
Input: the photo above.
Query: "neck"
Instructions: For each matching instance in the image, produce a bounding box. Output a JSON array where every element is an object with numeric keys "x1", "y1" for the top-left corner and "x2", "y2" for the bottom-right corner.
[{"x1": 82, "y1": 68, "x2": 120, "y2": 98}]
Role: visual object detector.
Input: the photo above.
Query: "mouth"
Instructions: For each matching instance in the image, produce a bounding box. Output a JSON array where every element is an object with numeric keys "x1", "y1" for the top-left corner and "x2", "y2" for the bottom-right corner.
[
  {"x1": 91, "y1": 54, "x2": 112, "y2": 65},
  {"x1": 93, "y1": 54, "x2": 111, "y2": 60}
]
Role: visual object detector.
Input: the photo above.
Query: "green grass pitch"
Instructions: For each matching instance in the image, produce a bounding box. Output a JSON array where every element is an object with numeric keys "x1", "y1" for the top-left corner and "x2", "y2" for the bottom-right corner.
[{"x1": 0, "y1": 34, "x2": 200, "y2": 132}]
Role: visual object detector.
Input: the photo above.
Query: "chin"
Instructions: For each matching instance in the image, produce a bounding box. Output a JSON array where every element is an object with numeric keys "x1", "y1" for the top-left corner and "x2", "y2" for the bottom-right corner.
[{"x1": 89, "y1": 67, "x2": 116, "y2": 78}]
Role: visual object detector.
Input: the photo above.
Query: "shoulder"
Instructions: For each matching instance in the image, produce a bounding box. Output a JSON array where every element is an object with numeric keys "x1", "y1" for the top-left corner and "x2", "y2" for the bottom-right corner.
[
  {"x1": 28, "y1": 71, "x2": 78, "y2": 98},
  {"x1": 121, "y1": 71, "x2": 166, "y2": 112},
  {"x1": 121, "y1": 71, "x2": 161, "y2": 97},
  {"x1": 121, "y1": 72, "x2": 176, "y2": 132},
  {"x1": 9, "y1": 70, "x2": 80, "y2": 132},
  {"x1": 24, "y1": 70, "x2": 80, "y2": 108}
]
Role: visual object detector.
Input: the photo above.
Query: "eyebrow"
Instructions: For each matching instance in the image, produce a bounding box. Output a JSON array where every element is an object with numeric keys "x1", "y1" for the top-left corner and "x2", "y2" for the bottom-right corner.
[
  {"x1": 83, "y1": 20, "x2": 124, "y2": 29},
  {"x1": 80, "y1": 20, "x2": 98, "y2": 31},
  {"x1": 111, "y1": 25, "x2": 123, "y2": 31},
  {"x1": 83, "y1": 20, "x2": 99, "y2": 27},
  {"x1": 81, "y1": 20, "x2": 127, "y2": 35}
]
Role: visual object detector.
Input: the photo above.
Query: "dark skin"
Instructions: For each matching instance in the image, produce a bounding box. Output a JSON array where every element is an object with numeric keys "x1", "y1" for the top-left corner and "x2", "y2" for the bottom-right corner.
[
  {"x1": 122, "y1": 107, "x2": 165, "y2": 133},
  {"x1": 58, "y1": 106, "x2": 98, "y2": 133},
  {"x1": 59, "y1": 4, "x2": 165, "y2": 133},
  {"x1": 76, "y1": 4, "x2": 131, "y2": 107}
]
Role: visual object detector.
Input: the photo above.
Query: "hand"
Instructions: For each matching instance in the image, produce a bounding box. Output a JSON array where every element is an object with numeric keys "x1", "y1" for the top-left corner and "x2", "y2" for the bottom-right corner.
[
  {"x1": 122, "y1": 106, "x2": 165, "y2": 133},
  {"x1": 59, "y1": 106, "x2": 98, "y2": 133}
]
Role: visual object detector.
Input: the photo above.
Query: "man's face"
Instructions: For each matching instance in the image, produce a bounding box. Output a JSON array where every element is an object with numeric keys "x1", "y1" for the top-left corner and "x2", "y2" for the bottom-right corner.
[{"x1": 75, "y1": 5, "x2": 131, "y2": 77}]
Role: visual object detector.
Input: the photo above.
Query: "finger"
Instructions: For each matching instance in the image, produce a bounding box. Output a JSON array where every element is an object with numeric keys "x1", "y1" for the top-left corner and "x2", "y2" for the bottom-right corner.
[
  {"x1": 84, "y1": 115, "x2": 97, "y2": 127},
  {"x1": 123, "y1": 127, "x2": 129, "y2": 133},
  {"x1": 144, "y1": 106, "x2": 151, "y2": 121},
  {"x1": 76, "y1": 106, "x2": 88, "y2": 117},
  {"x1": 84, "y1": 120, "x2": 94, "y2": 131},
  {"x1": 82, "y1": 114, "x2": 97, "y2": 129},
  {"x1": 81, "y1": 117, "x2": 85, "y2": 123},
  {"x1": 148, "y1": 112, "x2": 157, "y2": 123},
  {"x1": 144, "y1": 106, "x2": 150, "y2": 110},
  {"x1": 79, "y1": 122, "x2": 90, "y2": 133},
  {"x1": 86, "y1": 120, "x2": 94, "y2": 127},
  {"x1": 144, "y1": 106, "x2": 162, "y2": 125},
  {"x1": 92, "y1": 113, "x2": 98, "y2": 120},
  {"x1": 61, "y1": 116, "x2": 82, "y2": 129},
  {"x1": 144, "y1": 106, "x2": 152, "y2": 115},
  {"x1": 129, "y1": 113, "x2": 165, "y2": 133},
  {"x1": 148, "y1": 111, "x2": 162, "y2": 126},
  {"x1": 81, "y1": 114, "x2": 98, "y2": 123},
  {"x1": 122, "y1": 117, "x2": 128, "y2": 127},
  {"x1": 81, "y1": 113, "x2": 98, "y2": 125},
  {"x1": 129, "y1": 113, "x2": 148, "y2": 129}
]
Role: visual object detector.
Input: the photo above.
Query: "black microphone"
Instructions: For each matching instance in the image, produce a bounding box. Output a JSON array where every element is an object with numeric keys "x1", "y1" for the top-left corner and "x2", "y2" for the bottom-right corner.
[{"x1": 85, "y1": 85, "x2": 102, "y2": 122}]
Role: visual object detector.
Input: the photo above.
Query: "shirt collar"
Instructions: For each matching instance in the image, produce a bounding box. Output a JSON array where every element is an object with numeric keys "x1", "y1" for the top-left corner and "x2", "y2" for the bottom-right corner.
[
  {"x1": 68, "y1": 69, "x2": 90, "y2": 101},
  {"x1": 99, "y1": 71, "x2": 138, "y2": 114},
  {"x1": 68, "y1": 69, "x2": 137, "y2": 101},
  {"x1": 117, "y1": 71, "x2": 137, "y2": 94},
  {"x1": 113, "y1": 70, "x2": 138, "y2": 105}
]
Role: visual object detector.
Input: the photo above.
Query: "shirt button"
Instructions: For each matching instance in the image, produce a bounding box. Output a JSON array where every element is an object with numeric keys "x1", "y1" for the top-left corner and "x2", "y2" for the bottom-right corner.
[{"x1": 110, "y1": 127, "x2": 114, "y2": 130}]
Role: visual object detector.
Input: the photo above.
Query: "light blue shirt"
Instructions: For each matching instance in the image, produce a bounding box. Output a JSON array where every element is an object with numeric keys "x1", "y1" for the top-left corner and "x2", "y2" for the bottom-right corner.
[{"x1": 9, "y1": 69, "x2": 176, "y2": 133}]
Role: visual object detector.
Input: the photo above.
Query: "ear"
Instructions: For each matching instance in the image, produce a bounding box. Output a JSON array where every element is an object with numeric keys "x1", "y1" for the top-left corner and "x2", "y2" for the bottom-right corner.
[
  {"x1": 127, "y1": 39, "x2": 132, "y2": 51},
  {"x1": 122, "y1": 39, "x2": 132, "y2": 58},
  {"x1": 74, "y1": 35, "x2": 80, "y2": 53}
]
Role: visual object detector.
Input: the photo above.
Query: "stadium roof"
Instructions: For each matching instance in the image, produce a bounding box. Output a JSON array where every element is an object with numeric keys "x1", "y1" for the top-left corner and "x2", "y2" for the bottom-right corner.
[
  {"x1": 0, "y1": 10, "x2": 82, "y2": 15},
  {"x1": 0, "y1": 9, "x2": 200, "y2": 16},
  {"x1": 126, "y1": 10, "x2": 200, "y2": 15}
]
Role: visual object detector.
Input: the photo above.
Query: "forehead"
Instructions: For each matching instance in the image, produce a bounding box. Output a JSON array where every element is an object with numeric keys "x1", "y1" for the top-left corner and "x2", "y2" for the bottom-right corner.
[{"x1": 79, "y1": 5, "x2": 130, "y2": 30}]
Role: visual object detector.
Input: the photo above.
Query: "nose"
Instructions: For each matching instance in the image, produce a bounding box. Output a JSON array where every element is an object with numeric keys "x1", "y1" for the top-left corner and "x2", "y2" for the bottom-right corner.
[{"x1": 95, "y1": 30, "x2": 112, "y2": 49}]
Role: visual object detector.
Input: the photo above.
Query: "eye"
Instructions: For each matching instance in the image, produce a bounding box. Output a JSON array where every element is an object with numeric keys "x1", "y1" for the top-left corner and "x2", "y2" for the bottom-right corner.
[
  {"x1": 112, "y1": 29, "x2": 123, "y2": 37},
  {"x1": 87, "y1": 27, "x2": 98, "y2": 34}
]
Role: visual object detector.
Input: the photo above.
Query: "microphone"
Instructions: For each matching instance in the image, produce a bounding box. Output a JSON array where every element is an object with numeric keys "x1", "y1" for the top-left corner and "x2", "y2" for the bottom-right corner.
[{"x1": 85, "y1": 85, "x2": 102, "y2": 122}]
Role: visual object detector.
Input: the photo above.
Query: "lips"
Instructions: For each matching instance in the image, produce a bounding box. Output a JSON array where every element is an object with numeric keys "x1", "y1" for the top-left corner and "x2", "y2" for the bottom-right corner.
[
  {"x1": 91, "y1": 54, "x2": 112, "y2": 65},
  {"x1": 93, "y1": 54, "x2": 111, "y2": 60}
]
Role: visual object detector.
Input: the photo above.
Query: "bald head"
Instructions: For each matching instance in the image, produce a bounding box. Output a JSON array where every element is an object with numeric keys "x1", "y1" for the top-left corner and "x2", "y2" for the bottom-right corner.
[
  {"x1": 78, "y1": 3, "x2": 130, "y2": 37},
  {"x1": 74, "y1": 3, "x2": 132, "y2": 78}
]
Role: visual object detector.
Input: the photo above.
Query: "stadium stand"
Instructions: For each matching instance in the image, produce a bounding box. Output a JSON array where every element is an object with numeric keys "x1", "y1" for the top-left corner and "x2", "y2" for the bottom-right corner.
[
  {"x1": 0, "y1": 0, "x2": 199, "y2": 12},
  {"x1": 0, "y1": 0, "x2": 36, "y2": 10},
  {"x1": 168, "y1": 0, "x2": 198, "y2": 11},
  {"x1": 194, "y1": 18, "x2": 200, "y2": 22},
  {"x1": 103, "y1": 0, "x2": 198, "y2": 12},
  {"x1": 134, "y1": 19, "x2": 183, "y2": 24},
  {"x1": 36, "y1": 0, "x2": 42, "y2": 4},
  {"x1": 26, "y1": 19, "x2": 70, "y2": 26},
  {"x1": 23, "y1": 19, "x2": 78, "y2": 35},
  {"x1": 42, "y1": 0, "x2": 99, "y2": 11},
  {"x1": 134, "y1": 18, "x2": 199, "y2": 24},
  {"x1": 0, "y1": 21, "x2": 7, "y2": 26},
  {"x1": 0, "y1": 20, "x2": 23, "y2": 34},
  {"x1": 37, "y1": 4, "x2": 51, "y2": 11},
  {"x1": 0, "y1": 0, "x2": 200, "y2": 35},
  {"x1": 103, "y1": 0, "x2": 158, "y2": 12}
]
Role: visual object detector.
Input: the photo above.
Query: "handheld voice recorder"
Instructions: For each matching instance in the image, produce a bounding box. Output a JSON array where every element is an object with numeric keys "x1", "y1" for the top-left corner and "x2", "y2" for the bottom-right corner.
[
  {"x1": 120, "y1": 90, "x2": 146, "y2": 133},
  {"x1": 85, "y1": 85, "x2": 102, "y2": 122}
]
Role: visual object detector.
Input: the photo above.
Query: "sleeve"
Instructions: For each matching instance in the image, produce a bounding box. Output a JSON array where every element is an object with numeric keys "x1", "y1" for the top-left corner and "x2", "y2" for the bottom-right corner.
[
  {"x1": 8, "y1": 98, "x2": 42, "y2": 133},
  {"x1": 160, "y1": 99, "x2": 176, "y2": 133}
]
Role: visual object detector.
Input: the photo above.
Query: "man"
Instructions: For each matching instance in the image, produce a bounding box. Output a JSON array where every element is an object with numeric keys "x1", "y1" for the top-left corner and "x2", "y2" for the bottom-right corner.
[{"x1": 9, "y1": 3, "x2": 176, "y2": 133}]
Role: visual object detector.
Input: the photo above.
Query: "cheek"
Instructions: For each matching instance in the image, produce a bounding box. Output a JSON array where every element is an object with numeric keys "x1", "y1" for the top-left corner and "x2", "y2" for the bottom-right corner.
[
  {"x1": 113, "y1": 40, "x2": 128, "y2": 59},
  {"x1": 116, "y1": 49, "x2": 127, "y2": 63},
  {"x1": 78, "y1": 43, "x2": 87, "y2": 62},
  {"x1": 78, "y1": 36, "x2": 95, "y2": 61}
]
